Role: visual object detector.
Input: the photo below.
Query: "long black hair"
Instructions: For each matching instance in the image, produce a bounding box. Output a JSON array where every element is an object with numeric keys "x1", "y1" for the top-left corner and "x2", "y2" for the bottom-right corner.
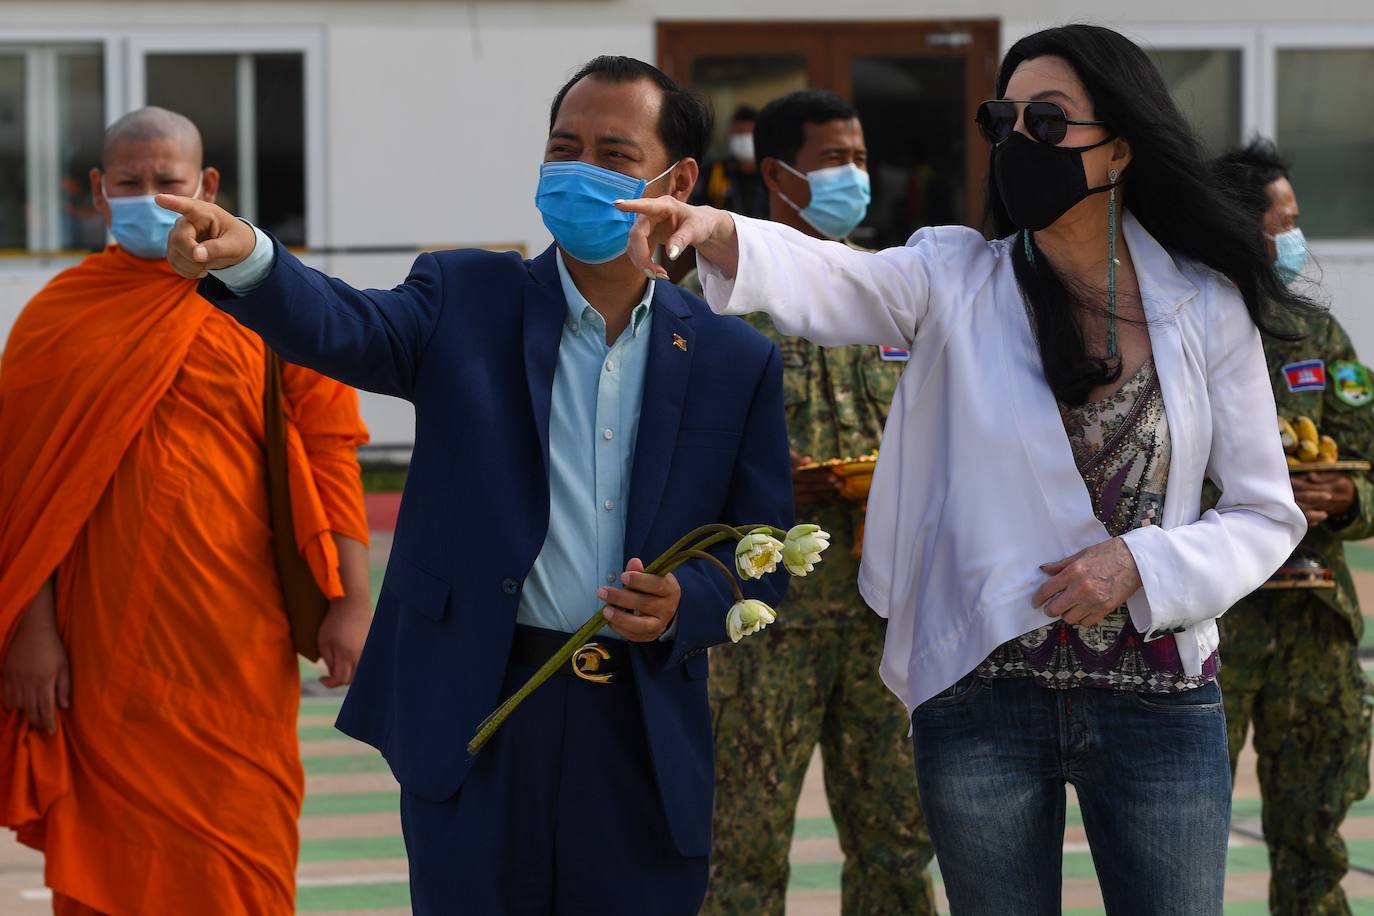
[{"x1": 986, "y1": 25, "x2": 1315, "y2": 405}]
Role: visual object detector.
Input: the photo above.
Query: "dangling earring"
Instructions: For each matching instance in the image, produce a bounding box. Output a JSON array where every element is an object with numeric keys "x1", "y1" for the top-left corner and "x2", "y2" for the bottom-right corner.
[{"x1": 1106, "y1": 167, "x2": 1120, "y2": 360}]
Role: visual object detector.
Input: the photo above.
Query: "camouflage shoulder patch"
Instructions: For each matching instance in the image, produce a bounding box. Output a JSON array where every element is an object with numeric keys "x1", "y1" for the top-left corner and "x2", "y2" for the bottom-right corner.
[{"x1": 1331, "y1": 360, "x2": 1373, "y2": 408}]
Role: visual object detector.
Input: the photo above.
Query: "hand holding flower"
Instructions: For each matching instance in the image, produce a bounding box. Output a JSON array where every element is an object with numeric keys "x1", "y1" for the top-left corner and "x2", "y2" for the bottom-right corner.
[{"x1": 598, "y1": 557, "x2": 681, "y2": 642}]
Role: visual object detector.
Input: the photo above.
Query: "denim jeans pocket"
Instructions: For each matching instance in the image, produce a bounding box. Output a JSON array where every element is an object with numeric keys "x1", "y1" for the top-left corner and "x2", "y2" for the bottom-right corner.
[
  {"x1": 917, "y1": 673, "x2": 985, "y2": 710},
  {"x1": 1130, "y1": 680, "x2": 1223, "y2": 714}
]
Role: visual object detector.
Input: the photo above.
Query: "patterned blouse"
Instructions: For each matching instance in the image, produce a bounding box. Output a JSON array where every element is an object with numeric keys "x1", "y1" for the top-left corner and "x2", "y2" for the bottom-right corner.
[{"x1": 976, "y1": 359, "x2": 1220, "y2": 693}]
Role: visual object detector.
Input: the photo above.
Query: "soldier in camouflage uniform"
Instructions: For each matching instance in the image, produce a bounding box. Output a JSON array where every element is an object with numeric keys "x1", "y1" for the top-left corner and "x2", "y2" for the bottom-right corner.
[
  {"x1": 686, "y1": 90, "x2": 936, "y2": 916},
  {"x1": 1213, "y1": 140, "x2": 1374, "y2": 915}
]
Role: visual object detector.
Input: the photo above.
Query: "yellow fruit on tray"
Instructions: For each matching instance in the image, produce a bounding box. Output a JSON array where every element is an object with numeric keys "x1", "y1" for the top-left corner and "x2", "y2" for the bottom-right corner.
[
  {"x1": 1295, "y1": 416, "x2": 1319, "y2": 445},
  {"x1": 1298, "y1": 439, "x2": 1321, "y2": 462},
  {"x1": 1287, "y1": 454, "x2": 1303, "y2": 468},
  {"x1": 1279, "y1": 417, "x2": 1298, "y2": 452},
  {"x1": 1319, "y1": 435, "x2": 1339, "y2": 463}
]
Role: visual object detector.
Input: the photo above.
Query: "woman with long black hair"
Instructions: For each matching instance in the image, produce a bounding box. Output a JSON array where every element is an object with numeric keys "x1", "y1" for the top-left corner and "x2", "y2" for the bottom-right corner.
[{"x1": 619, "y1": 23, "x2": 1309, "y2": 915}]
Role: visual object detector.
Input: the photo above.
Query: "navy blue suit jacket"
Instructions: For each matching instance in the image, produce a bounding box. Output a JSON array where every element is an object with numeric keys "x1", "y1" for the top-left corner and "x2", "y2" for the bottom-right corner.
[{"x1": 200, "y1": 243, "x2": 792, "y2": 857}]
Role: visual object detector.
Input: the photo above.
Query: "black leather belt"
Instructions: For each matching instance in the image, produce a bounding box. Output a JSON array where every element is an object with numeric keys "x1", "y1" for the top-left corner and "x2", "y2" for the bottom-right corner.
[{"x1": 510, "y1": 624, "x2": 632, "y2": 684}]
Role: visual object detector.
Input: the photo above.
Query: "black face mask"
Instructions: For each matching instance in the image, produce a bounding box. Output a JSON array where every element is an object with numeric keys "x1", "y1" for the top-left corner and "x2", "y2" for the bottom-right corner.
[{"x1": 993, "y1": 131, "x2": 1117, "y2": 231}]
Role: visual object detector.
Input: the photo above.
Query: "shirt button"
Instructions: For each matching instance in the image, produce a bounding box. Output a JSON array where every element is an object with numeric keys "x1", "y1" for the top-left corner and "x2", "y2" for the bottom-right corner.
[
  {"x1": 603, "y1": 499, "x2": 615, "y2": 511},
  {"x1": 605, "y1": 359, "x2": 616, "y2": 372},
  {"x1": 606, "y1": 572, "x2": 617, "y2": 584},
  {"x1": 502, "y1": 578, "x2": 519, "y2": 595},
  {"x1": 603, "y1": 428, "x2": 614, "y2": 440}
]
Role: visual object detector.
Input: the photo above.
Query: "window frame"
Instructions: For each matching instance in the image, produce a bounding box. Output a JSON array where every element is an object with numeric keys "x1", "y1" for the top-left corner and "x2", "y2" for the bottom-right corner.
[
  {"x1": 0, "y1": 30, "x2": 125, "y2": 255},
  {"x1": 1260, "y1": 25, "x2": 1374, "y2": 252},
  {"x1": 126, "y1": 30, "x2": 325, "y2": 248},
  {"x1": 1109, "y1": 24, "x2": 1374, "y2": 251},
  {"x1": 0, "y1": 27, "x2": 325, "y2": 257}
]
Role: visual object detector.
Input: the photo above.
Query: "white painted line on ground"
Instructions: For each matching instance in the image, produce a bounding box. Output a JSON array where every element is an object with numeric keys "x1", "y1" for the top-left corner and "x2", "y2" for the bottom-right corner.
[{"x1": 296, "y1": 872, "x2": 411, "y2": 887}]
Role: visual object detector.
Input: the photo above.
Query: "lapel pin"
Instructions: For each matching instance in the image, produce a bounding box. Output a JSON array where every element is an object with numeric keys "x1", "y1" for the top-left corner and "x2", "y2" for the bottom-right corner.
[{"x1": 673, "y1": 333, "x2": 688, "y2": 352}]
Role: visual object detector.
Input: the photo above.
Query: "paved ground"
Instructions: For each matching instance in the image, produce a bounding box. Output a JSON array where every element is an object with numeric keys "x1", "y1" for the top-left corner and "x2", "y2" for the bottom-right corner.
[{"x1": 9, "y1": 531, "x2": 1374, "y2": 913}]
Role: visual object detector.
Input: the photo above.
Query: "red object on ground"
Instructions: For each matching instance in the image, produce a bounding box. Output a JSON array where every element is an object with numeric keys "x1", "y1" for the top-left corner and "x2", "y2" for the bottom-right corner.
[{"x1": 366, "y1": 492, "x2": 402, "y2": 533}]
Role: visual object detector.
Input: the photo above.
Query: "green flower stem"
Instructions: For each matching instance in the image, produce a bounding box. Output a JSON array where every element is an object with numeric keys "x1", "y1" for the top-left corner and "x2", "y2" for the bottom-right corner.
[
  {"x1": 648, "y1": 524, "x2": 745, "y2": 572},
  {"x1": 466, "y1": 524, "x2": 783, "y2": 757},
  {"x1": 467, "y1": 600, "x2": 612, "y2": 756}
]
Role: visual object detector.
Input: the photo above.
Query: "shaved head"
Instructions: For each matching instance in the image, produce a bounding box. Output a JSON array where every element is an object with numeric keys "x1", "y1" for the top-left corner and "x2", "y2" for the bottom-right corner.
[
  {"x1": 91, "y1": 106, "x2": 219, "y2": 226},
  {"x1": 102, "y1": 106, "x2": 202, "y2": 168}
]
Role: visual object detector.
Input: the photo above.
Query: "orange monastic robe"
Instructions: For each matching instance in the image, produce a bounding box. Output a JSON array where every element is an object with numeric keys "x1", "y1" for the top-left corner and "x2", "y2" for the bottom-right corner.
[{"x1": 0, "y1": 247, "x2": 369, "y2": 915}]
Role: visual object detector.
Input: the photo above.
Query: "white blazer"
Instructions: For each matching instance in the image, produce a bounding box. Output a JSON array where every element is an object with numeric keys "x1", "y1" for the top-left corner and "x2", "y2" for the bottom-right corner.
[{"x1": 699, "y1": 212, "x2": 1306, "y2": 714}]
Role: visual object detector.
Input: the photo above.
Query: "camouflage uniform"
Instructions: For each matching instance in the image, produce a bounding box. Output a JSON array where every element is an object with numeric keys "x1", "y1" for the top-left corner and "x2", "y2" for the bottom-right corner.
[
  {"x1": 684, "y1": 270, "x2": 937, "y2": 916},
  {"x1": 1219, "y1": 304, "x2": 1374, "y2": 915}
]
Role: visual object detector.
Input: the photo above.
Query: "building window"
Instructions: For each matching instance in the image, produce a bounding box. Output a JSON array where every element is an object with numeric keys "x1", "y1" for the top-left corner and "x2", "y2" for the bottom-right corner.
[
  {"x1": 1146, "y1": 48, "x2": 1243, "y2": 155},
  {"x1": 145, "y1": 52, "x2": 306, "y2": 246},
  {"x1": 1276, "y1": 48, "x2": 1374, "y2": 239},
  {"x1": 0, "y1": 44, "x2": 105, "y2": 253}
]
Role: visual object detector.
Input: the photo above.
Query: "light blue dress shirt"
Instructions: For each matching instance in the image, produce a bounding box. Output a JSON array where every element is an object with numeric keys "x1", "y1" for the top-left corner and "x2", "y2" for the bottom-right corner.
[
  {"x1": 517, "y1": 252, "x2": 655, "y2": 636},
  {"x1": 210, "y1": 224, "x2": 275, "y2": 293},
  {"x1": 214, "y1": 236, "x2": 662, "y2": 638}
]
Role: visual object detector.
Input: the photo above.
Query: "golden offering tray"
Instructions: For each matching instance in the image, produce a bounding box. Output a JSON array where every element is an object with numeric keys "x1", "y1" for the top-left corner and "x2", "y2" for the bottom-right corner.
[
  {"x1": 1260, "y1": 552, "x2": 1336, "y2": 590},
  {"x1": 795, "y1": 453, "x2": 878, "y2": 502},
  {"x1": 1289, "y1": 460, "x2": 1371, "y2": 474},
  {"x1": 1260, "y1": 578, "x2": 1337, "y2": 591}
]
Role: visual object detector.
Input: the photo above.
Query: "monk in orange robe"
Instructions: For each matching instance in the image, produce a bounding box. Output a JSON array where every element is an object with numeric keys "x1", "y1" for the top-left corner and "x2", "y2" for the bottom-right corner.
[{"x1": 0, "y1": 107, "x2": 373, "y2": 915}]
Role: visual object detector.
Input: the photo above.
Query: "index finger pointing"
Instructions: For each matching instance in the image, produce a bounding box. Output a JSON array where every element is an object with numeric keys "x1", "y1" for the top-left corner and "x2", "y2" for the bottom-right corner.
[
  {"x1": 154, "y1": 193, "x2": 202, "y2": 217},
  {"x1": 614, "y1": 197, "x2": 669, "y2": 215}
]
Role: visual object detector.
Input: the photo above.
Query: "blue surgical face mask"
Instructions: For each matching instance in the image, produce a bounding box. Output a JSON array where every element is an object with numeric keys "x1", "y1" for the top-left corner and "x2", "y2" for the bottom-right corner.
[
  {"x1": 1270, "y1": 227, "x2": 1308, "y2": 285},
  {"x1": 778, "y1": 161, "x2": 871, "y2": 240},
  {"x1": 535, "y1": 160, "x2": 677, "y2": 265},
  {"x1": 104, "y1": 176, "x2": 202, "y2": 260}
]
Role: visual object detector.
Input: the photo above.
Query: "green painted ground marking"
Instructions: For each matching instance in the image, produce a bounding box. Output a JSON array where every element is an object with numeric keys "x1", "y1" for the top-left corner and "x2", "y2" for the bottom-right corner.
[
  {"x1": 299, "y1": 835, "x2": 408, "y2": 862},
  {"x1": 300, "y1": 698, "x2": 344, "y2": 717},
  {"x1": 299, "y1": 723, "x2": 349, "y2": 742},
  {"x1": 787, "y1": 861, "x2": 842, "y2": 890},
  {"x1": 303, "y1": 754, "x2": 390, "y2": 775},
  {"x1": 1346, "y1": 542, "x2": 1374, "y2": 572},
  {"x1": 370, "y1": 563, "x2": 386, "y2": 608},
  {"x1": 297, "y1": 881, "x2": 410, "y2": 911},
  {"x1": 792, "y1": 817, "x2": 836, "y2": 840},
  {"x1": 301, "y1": 792, "x2": 399, "y2": 817}
]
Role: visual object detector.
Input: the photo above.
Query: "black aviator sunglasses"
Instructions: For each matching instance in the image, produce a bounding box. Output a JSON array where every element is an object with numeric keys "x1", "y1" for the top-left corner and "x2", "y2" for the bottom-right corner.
[{"x1": 975, "y1": 99, "x2": 1110, "y2": 147}]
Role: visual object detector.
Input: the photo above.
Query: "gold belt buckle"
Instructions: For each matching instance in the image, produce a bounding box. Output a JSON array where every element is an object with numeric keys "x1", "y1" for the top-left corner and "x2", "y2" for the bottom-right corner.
[{"x1": 571, "y1": 643, "x2": 614, "y2": 684}]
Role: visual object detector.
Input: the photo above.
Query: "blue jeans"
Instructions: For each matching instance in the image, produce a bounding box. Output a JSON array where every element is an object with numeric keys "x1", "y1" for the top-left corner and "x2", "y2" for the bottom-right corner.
[{"x1": 911, "y1": 676, "x2": 1231, "y2": 915}]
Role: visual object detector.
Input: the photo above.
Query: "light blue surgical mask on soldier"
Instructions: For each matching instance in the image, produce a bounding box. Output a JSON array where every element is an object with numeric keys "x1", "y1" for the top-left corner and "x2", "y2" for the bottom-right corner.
[
  {"x1": 104, "y1": 176, "x2": 202, "y2": 260},
  {"x1": 1270, "y1": 227, "x2": 1309, "y2": 285},
  {"x1": 535, "y1": 160, "x2": 677, "y2": 265},
  {"x1": 778, "y1": 161, "x2": 871, "y2": 240}
]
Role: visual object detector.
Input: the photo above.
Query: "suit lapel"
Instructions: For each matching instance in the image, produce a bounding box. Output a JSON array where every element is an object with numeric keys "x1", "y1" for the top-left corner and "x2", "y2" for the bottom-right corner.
[
  {"x1": 625, "y1": 282, "x2": 695, "y2": 559},
  {"x1": 523, "y1": 246, "x2": 567, "y2": 480}
]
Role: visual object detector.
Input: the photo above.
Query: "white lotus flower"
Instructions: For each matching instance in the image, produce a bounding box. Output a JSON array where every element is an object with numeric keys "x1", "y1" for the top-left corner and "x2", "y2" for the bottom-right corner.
[
  {"x1": 734, "y1": 528, "x2": 784, "y2": 580},
  {"x1": 725, "y1": 599, "x2": 777, "y2": 643},
  {"x1": 782, "y1": 524, "x2": 831, "y2": 577}
]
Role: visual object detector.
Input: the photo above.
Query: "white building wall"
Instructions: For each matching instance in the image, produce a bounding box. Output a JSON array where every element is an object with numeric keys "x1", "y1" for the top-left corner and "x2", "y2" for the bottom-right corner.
[{"x1": 3, "y1": 1, "x2": 1373, "y2": 445}]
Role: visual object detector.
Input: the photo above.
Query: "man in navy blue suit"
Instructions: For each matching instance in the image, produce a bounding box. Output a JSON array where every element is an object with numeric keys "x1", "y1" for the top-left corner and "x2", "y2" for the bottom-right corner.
[{"x1": 159, "y1": 56, "x2": 791, "y2": 914}]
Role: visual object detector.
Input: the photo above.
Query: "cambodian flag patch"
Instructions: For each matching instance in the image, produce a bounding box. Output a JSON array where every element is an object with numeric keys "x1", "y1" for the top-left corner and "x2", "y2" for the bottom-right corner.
[
  {"x1": 879, "y1": 346, "x2": 910, "y2": 362},
  {"x1": 1283, "y1": 359, "x2": 1326, "y2": 393}
]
